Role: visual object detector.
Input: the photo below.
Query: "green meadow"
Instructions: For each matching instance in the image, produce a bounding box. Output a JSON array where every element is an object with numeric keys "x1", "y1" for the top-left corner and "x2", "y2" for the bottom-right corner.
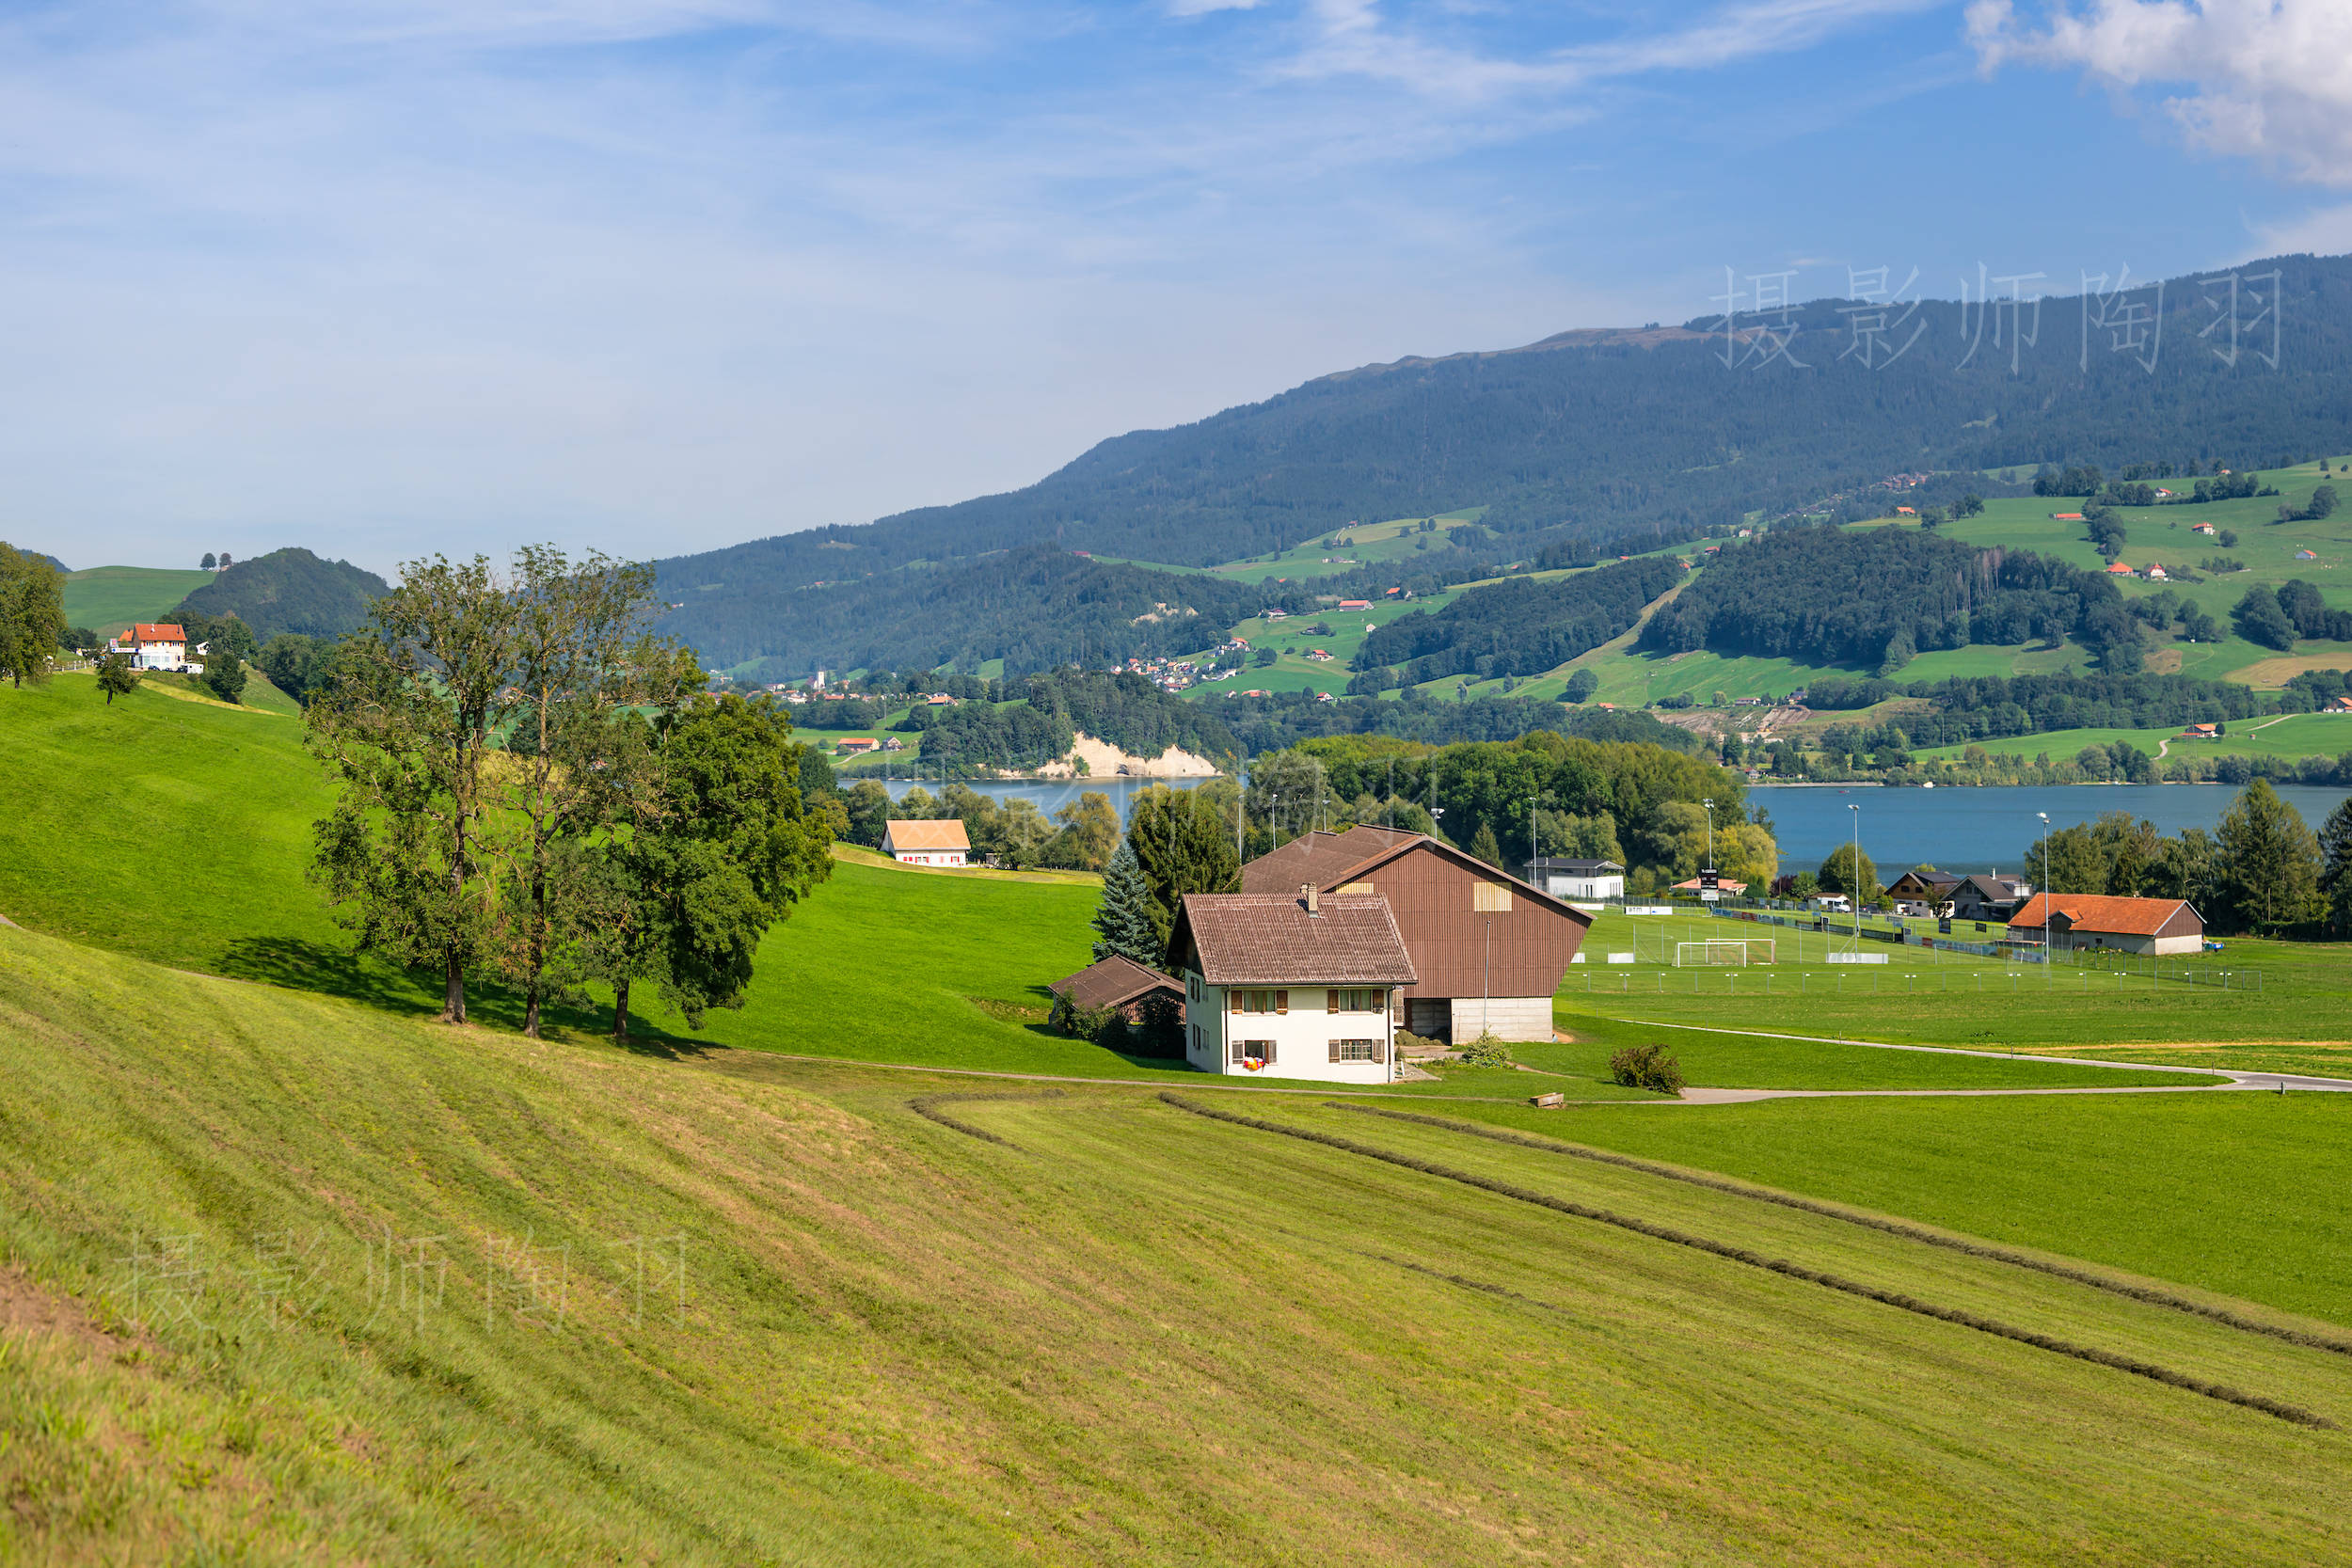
[
  {"x1": 15, "y1": 659, "x2": 2352, "y2": 1560},
  {"x1": 57, "y1": 563, "x2": 215, "y2": 635},
  {"x1": 1916, "y1": 710, "x2": 2352, "y2": 764}
]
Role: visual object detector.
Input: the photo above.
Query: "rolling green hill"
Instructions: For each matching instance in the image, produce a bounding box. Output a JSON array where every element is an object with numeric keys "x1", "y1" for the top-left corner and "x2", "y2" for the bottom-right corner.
[
  {"x1": 168, "y1": 545, "x2": 389, "y2": 640},
  {"x1": 59, "y1": 564, "x2": 216, "y2": 635}
]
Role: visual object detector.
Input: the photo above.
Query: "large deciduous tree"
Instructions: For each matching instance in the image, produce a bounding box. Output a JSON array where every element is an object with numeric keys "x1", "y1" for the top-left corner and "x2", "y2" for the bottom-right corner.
[
  {"x1": 581, "y1": 694, "x2": 834, "y2": 1040},
  {"x1": 1126, "y1": 784, "x2": 1240, "y2": 959},
  {"x1": 307, "y1": 555, "x2": 518, "y2": 1025},
  {"x1": 0, "y1": 542, "x2": 68, "y2": 689},
  {"x1": 486, "y1": 547, "x2": 697, "y2": 1037}
]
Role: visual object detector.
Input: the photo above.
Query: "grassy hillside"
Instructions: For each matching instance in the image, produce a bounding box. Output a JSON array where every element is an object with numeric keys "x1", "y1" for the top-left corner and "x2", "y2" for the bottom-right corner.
[
  {"x1": 9, "y1": 924, "x2": 2352, "y2": 1562},
  {"x1": 60, "y1": 564, "x2": 216, "y2": 635},
  {"x1": 1917, "y1": 711, "x2": 2352, "y2": 765}
]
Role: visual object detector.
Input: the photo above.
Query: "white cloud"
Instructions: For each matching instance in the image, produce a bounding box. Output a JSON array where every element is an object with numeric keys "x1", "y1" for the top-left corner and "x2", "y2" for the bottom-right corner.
[
  {"x1": 1967, "y1": 0, "x2": 2352, "y2": 186},
  {"x1": 1286, "y1": 0, "x2": 1940, "y2": 100}
]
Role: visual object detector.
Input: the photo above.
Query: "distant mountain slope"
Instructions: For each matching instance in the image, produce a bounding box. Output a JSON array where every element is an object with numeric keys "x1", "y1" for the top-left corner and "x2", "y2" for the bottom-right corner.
[
  {"x1": 171, "y1": 547, "x2": 389, "y2": 641},
  {"x1": 665, "y1": 544, "x2": 1275, "y2": 678},
  {"x1": 657, "y1": 252, "x2": 2352, "y2": 676}
]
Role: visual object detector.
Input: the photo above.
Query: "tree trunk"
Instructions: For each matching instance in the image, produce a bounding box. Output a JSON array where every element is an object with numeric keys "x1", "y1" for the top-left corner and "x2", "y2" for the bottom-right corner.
[
  {"x1": 524, "y1": 983, "x2": 541, "y2": 1038},
  {"x1": 612, "y1": 978, "x2": 630, "y2": 1042},
  {"x1": 443, "y1": 951, "x2": 466, "y2": 1024}
]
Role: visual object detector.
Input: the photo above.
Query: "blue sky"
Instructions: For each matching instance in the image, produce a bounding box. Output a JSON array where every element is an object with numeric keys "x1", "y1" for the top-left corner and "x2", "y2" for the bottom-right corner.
[{"x1": 5, "y1": 0, "x2": 2348, "y2": 574}]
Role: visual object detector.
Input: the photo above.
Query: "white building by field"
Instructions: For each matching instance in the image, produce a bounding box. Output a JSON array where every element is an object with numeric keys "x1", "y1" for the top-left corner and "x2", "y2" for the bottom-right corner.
[
  {"x1": 882, "y1": 818, "x2": 969, "y2": 867},
  {"x1": 1523, "y1": 857, "x2": 1625, "y2": 901},
  {"x1": 1169, "y1": 888, "x2": 1416, "y2": 1083}
]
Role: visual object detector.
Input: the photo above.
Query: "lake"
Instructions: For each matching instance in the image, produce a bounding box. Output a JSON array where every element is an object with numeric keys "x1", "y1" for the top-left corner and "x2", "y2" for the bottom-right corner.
[
  {"x1": 875, "y1": 773, "x2": 2351, "y2": 875},
  {"x1": 1755, "y1": 784, "x2": 2352, "y2": 873}
]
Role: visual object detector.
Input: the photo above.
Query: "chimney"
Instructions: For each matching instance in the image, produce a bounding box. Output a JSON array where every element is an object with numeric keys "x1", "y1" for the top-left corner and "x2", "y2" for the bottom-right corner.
[{"x1": 1301, "y1": 883, "x2": 1319, "y2": 916}]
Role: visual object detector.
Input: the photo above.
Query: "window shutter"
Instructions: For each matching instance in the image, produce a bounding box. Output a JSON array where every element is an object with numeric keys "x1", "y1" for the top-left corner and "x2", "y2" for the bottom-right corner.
[
  {"x1": 1328, "y1": 1039, "x2": 1341, "y2": 1063},
  {"x1": 1228, "y1": 990, "x2": 1239, "y2": 1014},
  {"x1": 1264, "y1": 1039, "x2": 1277, "y2": 1065},
  {"x1": 1276, "y1": 990, "x2": 1288, "y2": 1014},
  {"x1": 1372, "y1": 1035, "x2": 1387, "y2": 1064},
  {"x1": 1327, "y1": 989, "x2": 1340, "y2": 1012},
  {"x1": 1230, "y1": 1037, "x2": 1245, "y2": 1066}
]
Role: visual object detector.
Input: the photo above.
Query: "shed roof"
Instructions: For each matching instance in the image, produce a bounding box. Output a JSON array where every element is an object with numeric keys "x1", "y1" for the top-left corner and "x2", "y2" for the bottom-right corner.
[
  {"x1": 1050, "y1": 954, "x2": 1182, "y2": 1011},
  {"x1": 2009, "y1": 894, "x2": 2201, "y2": 937},
  {"x1": 883, "y1": 818, "x2": 970, "y2": 851},
  {"x1": 1172, "y1": 893, "x2": 1416, "y2": 987}
]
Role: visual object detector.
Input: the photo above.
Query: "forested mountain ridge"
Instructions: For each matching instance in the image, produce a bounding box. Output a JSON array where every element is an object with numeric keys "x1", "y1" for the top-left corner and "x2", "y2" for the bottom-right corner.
[
  {"x1": 171, "y1": 546, "x2": 389, "y2": 641},
  {"x1": 654, "y1": 252, "x2": 2352, "y2": 678}
]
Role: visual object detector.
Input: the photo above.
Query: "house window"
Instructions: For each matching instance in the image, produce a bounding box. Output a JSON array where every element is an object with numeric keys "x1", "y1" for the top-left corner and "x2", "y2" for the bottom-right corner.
[
  {"x1": 1325, "y1": 988, "x2": 1384, "y2": 1013},
  {"x1": 1187, "y1": 973, "x2": 1199, "y2": 1002},
  {"x1": 1232, "y1": 1038, "x2": 1277, "y2": 1066},
  {"x1": 1473, "y1": 882, "x2": 1512, "y2": 912},
  {"x1": 1231, "y1": 989, "x2": 1287, "y2": 1015},
  {"x1": 1328, "y1": 1038, "x2": 1381, "y2": 1063}
]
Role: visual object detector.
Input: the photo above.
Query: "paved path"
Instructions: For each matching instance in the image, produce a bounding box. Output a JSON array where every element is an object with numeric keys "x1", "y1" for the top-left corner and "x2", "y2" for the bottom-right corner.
[{"x1": 1632, "y1": 1019, "x2": 2352, "y2": 1100}]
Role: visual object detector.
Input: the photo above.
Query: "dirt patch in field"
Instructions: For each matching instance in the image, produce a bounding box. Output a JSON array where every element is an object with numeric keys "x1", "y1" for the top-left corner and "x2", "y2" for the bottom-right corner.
[{"x1": 0, "y1": 1264, "x2": 137, "y2": 1356}]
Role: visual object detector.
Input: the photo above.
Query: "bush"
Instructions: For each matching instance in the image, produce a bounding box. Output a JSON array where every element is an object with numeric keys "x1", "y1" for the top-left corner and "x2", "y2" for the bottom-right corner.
[
  {"x1": 1457, "y1": 1031, "x2": 1513, "y2": 1068},
  {"x1": 1131, "y1": 991, "x2": 1184, "y2": 1058},
  {"x1": 1608, "y1": 1043, "x2": 1685, "y2": 1095},
  {"x1": 1048, "y1": 994, "x2": 1128, "y2": 1050}
]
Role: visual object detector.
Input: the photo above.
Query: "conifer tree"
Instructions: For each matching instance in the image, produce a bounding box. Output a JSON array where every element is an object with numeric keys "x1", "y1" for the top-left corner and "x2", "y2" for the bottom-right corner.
[
  {"x1": 1091, "y1": 839, "x2": 1161, "y2": 967},
  {"x1": 1469, "y1": 821, "x2": 1504, "y2": 869}
]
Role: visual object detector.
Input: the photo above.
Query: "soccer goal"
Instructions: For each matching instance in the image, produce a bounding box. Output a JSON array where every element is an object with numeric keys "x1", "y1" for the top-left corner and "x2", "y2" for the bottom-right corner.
[{"x1": 1675, "y1": 939, "x2": 1774, "y2": 967}]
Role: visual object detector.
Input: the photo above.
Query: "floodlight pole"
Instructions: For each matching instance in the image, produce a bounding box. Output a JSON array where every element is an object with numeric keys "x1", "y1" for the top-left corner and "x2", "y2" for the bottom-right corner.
[
  {"x1": 1848, "y1": 802, "x2": 1861, "y2": 956},
  {"x1": 2039, "y1": 811, "x2": 2052, "y2": 982},
  {"x1": 1483, "y1": 917, "x2": 1493, "y2": 1038}
]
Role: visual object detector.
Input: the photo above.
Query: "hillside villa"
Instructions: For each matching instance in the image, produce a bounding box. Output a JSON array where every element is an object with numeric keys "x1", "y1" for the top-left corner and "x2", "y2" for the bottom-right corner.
[
  {"x1": 1241, "y1": 826, "x2": 1590, "y2": 1043},
  {"x1": 1050, "y1": 954, "x2": 1184, "y2": 1023},
  {"x1": 1169, "y1": 890, "x2": 1415, "y2": 1082},
  {"x1": 2008, "y1": 894, "x2": 2205, "y2": 956},
  {"x1": 882, "y1": 818, "x2": 969, "y2": 867},
  {"x1": 1523, "y1": 857, "x2": 1625, "y2": 901},
  {"x1": 836, "y1": 737, "x2": 879, "y2": 756},
  {"x1": 110, "y1": 623, "x2": 200, "y2": 673}
]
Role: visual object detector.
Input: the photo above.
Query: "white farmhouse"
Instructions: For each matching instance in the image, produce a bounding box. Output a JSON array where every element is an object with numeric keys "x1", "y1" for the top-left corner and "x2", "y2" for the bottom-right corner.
[
  {"x1": 110, "y1": 623, "x2": 199, "y2": 673},
  {"x1": 882, "y1": 818, "x2": 970, "y2": 867},
  {"x1": 1168, "y1": 888, "x2": 1417, "y2": 1083}
]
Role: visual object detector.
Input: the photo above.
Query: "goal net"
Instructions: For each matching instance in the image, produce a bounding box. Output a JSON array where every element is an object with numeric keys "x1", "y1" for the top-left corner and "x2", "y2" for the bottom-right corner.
[{"x1": 1675, "y1": 939, "x2": 1774, "y2": 967}]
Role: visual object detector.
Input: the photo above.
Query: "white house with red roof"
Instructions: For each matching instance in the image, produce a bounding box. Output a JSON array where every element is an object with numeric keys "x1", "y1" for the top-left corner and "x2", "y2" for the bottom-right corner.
[
  {"x1": 111, "y1": 623, "x2": 200, "y2": 673},
  {"x1": 882, "y1": 817, "x2": 970, "y2": 867}
]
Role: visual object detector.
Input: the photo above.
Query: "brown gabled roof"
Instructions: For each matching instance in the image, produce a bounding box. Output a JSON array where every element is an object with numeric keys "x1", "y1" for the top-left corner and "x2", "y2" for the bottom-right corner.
[
  {"x1": 1238, "y1": 827, "x2": 1418, "y2": 895},
  {"x1": 883, "y1": 818, "x2": 969, "y2": 851},
  {"x1": 1241, "y1": 827, "x2": 1589, "y2": 927},
  {"x1": 1172, "y1": 893, "x2": 1416, "y2": 987},
  {"x1": 1050, "y1": 954, "x2": 1182, "y2": 1011},
  {"x1": 2010, "y1": 894, "x2": 2202, "y2": 938}
]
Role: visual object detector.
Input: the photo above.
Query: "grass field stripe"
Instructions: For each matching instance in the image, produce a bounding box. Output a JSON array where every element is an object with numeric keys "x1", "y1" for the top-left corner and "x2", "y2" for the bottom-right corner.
[
  {"x1": 1334, "y1": 1103, "x2": 2352, "y2": 1361},
  {"x1": 1159, "y1": 1094, "x2": 2336, "y2": 1431},
  {"x1": 906, "y1": 1092, "x2": 1061, "y2": 1149}
]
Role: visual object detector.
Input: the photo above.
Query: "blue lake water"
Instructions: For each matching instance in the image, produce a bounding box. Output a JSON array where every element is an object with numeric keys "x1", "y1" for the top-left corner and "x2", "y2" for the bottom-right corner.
[
  {"x1": 877, "y1": 773, "x2": 2351, "y2": 874},
  {"x1": 1754, "y1": 784, "x2": 2352, "y2": 873}
]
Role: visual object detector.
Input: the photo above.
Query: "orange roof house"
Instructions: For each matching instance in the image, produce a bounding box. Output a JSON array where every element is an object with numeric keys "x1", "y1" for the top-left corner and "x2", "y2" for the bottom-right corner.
[
  {"x1": 881, "y1": 816, "x2": 970, "y2": 866},
  {"x1": 132, "y1": 623, "x2": 186, "y2": 645},
  {"x1": 2008, "y1": 894, "x2": 2204, "y2": 955},
  {"x1": 2105, "y1": 562, "x2": 2133, "y2": 575}
]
